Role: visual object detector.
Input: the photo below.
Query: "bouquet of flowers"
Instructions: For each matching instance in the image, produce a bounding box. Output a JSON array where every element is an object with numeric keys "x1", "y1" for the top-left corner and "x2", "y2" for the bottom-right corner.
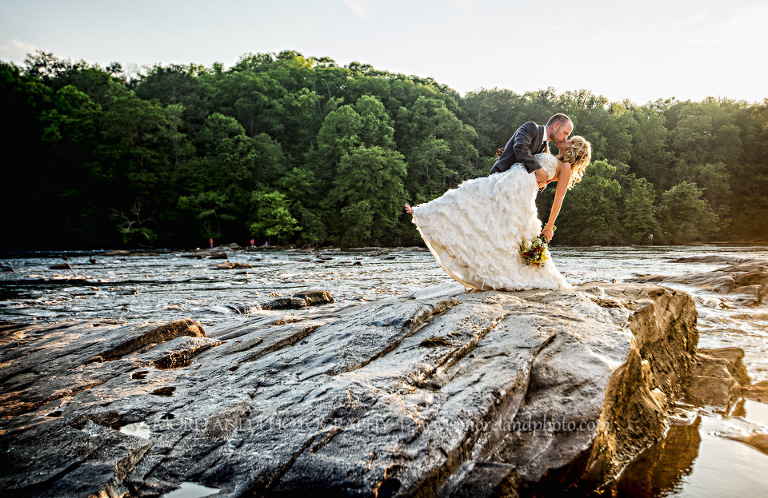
[{"x1": 519, "y1": 227, "x2": 555, "y2": 266}]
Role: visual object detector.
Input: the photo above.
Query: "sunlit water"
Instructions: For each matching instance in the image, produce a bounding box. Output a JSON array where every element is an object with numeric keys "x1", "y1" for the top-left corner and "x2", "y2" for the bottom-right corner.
[{"x1": 1, "y1": 245, "x2": 767, "y2": 496}]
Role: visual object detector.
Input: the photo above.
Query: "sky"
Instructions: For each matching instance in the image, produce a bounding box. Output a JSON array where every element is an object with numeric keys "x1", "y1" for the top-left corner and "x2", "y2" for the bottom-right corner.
[{"x1": 1, "y1": 0, "x2": 766, "y2": 104}]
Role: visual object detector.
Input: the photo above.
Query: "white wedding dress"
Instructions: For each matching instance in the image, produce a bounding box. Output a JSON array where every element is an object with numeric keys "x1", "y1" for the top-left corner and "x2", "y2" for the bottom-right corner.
[{"x1": 411, "y1": 153, "x2": 570, "y2": 291}]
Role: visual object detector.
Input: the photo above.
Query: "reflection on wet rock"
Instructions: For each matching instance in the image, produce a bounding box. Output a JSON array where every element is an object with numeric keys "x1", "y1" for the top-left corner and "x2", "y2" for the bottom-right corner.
[
  {"x1": 730, "y1": 433, "x2": 768, "y2": 456},
  {"x1": 612, "y1": 417, "x2": 702, "y2": 496}
]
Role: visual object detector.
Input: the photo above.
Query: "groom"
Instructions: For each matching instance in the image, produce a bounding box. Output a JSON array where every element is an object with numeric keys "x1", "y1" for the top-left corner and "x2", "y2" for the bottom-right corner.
[{"x1": 488, "y1": 113, "x2": 573, "y2": 188}]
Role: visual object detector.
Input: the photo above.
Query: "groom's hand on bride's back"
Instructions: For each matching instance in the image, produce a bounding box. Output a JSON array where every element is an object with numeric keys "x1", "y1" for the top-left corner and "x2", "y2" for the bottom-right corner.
[{"x1": 534, "y1": 168, "x2": 548, "y2": 188}]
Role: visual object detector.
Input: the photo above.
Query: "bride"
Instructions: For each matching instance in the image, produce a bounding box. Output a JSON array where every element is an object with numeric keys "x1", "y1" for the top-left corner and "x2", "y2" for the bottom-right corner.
[{"x1": 405, "y1": 136, "x2": 592, "y2": 291}]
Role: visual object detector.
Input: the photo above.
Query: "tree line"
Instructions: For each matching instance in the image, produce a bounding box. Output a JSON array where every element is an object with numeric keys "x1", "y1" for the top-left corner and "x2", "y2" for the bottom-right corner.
[{"x1": 2, "y1": 50, "x2": 766, "y2": 250}]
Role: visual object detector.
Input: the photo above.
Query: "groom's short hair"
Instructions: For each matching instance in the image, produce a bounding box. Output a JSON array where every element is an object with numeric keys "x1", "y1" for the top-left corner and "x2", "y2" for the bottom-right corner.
[{"x1": 547, "y1": 113, "x2": 572, "y2": 127}]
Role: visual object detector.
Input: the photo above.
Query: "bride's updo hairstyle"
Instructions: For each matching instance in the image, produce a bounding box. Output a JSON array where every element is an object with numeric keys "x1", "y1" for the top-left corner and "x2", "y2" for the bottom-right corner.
[{"x1": 559, "y1": 136, "x2": 591, "y2": 189}]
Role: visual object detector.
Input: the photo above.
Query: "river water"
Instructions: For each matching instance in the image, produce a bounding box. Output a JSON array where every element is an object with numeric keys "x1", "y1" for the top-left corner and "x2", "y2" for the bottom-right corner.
[{"x1": 1, "y1": 245, "x2": 767, "y2": 496}]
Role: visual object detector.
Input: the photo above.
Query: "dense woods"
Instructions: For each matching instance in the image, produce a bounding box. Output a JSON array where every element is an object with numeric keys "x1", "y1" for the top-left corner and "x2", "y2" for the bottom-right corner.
[{"x1": 2, "y1": 50, "x2": 767, "y2": 250}]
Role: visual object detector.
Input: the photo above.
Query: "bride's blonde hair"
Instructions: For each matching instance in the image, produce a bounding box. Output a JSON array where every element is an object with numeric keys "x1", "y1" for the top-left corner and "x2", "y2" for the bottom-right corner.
[{"x1": 558, "y1": 136, "x2": 592, "y2": 188}]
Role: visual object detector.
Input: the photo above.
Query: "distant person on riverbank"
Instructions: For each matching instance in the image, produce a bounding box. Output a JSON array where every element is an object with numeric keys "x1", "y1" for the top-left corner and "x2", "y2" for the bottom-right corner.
[
  {"x1": 250, "y1": 239, "x2": 255, "y2": 248},
  {"x1": 209, "y1": 238, "x2": 213, "y2": 248}
]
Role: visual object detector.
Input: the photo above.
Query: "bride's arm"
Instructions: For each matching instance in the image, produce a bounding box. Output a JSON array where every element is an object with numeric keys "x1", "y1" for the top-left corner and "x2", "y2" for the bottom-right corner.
[{"x1": 541, "y1": 161, "x2": 572, "y2": 242}]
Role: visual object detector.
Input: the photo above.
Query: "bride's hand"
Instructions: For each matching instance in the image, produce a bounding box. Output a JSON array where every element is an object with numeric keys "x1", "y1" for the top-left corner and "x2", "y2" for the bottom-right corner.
[{"x1": 541, "y1": 225, "x2": 554, "y2": 243}]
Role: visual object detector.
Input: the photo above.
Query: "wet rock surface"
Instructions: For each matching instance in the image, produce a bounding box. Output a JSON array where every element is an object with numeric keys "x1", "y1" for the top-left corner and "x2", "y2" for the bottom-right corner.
[
  {"x1": 0, "y1": 282, "x2": 698, "y2": 497},
  {"x1": 634, "y1": 256, "x2": 768, "y2": 306},
  {"x1": 225, "y1": 290, "x2": 335, "y2": 315},
  {"x1": 214, "y1": 262, "x2": 252, "y2": 270},
  {"x1": 685, "y1": 347, "x2": 751, "y2": 411},
  {"x1": 748, "y1": 380, "x2": 768, "y2": 402}
]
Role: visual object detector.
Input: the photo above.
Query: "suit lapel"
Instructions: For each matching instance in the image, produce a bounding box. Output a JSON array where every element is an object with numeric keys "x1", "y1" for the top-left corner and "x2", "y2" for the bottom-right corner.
[{"x1": 537, "y1": 125, "x2": 545, "y2": 153}]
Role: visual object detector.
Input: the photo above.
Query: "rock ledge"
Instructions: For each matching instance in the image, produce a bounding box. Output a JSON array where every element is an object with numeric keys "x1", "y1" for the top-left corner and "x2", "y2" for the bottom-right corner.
[{"x1": 0, "y1": 282, "x2": 697, "y2": 497}]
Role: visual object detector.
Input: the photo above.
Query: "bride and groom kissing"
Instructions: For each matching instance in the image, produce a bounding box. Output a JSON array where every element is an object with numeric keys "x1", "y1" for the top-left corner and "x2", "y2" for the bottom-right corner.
[{"x1": 406, "y1": 114, "x2": 592, "y2": 291}]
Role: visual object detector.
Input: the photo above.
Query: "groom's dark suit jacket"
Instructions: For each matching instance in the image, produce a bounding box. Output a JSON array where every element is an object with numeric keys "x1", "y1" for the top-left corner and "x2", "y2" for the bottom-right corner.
[{"x1": 488, "y1": 122, "x2": 546, "y2": 175}]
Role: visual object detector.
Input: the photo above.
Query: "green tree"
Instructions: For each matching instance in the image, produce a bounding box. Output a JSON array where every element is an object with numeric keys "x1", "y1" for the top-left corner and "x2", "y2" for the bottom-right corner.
[
  {"x1": 556, "y1": 90, "x2": 632, "y2": 164},
  {"x1": 278, "y1": 87, "x2": 322, "y2": 154},
  {"x1": 98, "y1": 95, "x2": 176, "y2": 195},
  {"x1": 277, "y1": 166, "x2": 326, "y2": 245},
  {"x1": 40, "y1": 85, "x2": 101, "y2": 146},
  {"x1": 37, "y1": 85, "x2": 112, "y2": 243},
  {"x1": 23, "y1": 51, "x2": 129, "y2": 106},
  {"x1": 354, "y1": 95, "x2": 396, "y2": 148},
  {"x1": 713, "y1": 124, "x2": 742, "y2": 163},
  {"x1": 338, "y1": 200, "x2": 374, "y2": 246},
  {"x1": 658, "y1": 182, "x2": 719, "y2": 243},
  {"x1": 325, "y1": 146, "x2": 407, "y2": 245},
  {"x1": 135, "y1": 63, "x2": 209, "y2": 136},
  {"x1": 622, "y1": 178, "x2": 658, "y2": 243},
  {"x1": 695, "y1": 162, "x2": 732, "y2": 223},
  {"x1": 460, "y1": 88, "x2": 526, "y2": 161},
  {"x1": 177, "y1": 190, "x2": 234, "y2": 240},
  {"x1": 211, "y1": 69, "x2": 285, "y2": 138},
  {"x1": 194, "y1": 112, "x2": 285, "y2": 187},
  {"x1": 397, "y1": 96, "x2": 478, "y2": 201},
  {"x1": 627, "y1": 105, "x2": 675, "y2": 191},
  {"x1": 248, "y1": 190, "x2": 300, "y2": 242},
  {"x1": 177, "y1": 113, "x2": 286, "y2": 242},
  {"x1": 555, "y1": 161, "x2": 623, "y2": 244},
  {"x1": 316, "y1": 105, "x2": 362, "y2": 166}
]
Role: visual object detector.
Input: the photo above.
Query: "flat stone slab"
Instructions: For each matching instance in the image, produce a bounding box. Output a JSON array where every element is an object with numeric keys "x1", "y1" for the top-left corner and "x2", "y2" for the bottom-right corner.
[{"x1": 0, "y1": 282, "x2": 698, "y2": 496}]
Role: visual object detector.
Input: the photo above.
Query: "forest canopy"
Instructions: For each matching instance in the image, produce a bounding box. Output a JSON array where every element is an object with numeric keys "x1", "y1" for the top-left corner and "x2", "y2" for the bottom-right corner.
[{"x1": 2, "y1": 50, "x2": 767, "y2": 250}]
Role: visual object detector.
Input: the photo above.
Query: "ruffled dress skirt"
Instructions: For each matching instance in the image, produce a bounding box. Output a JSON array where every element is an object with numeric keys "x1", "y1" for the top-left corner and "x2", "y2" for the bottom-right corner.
[{"x1": 411, "y1": 164, "x2": 570, "y2": 291}]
